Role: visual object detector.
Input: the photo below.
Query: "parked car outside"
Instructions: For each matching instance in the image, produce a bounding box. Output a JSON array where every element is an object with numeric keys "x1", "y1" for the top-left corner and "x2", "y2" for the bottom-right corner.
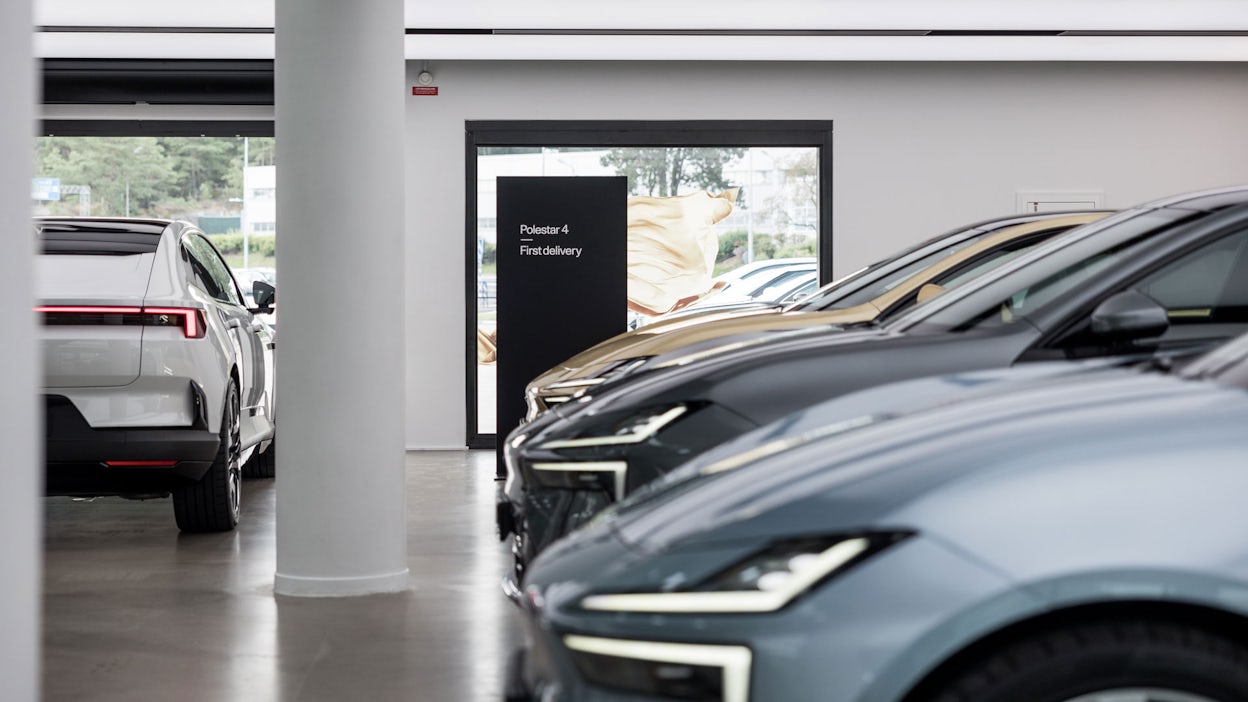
[
  {"x1": 752, "y1": 270, "x2": 819, "y2": 304},
  {"x1": 686, "y1": 261, "x2": 817, "y2": 308},
  {"x1": 526, "y1": 212, "x2": 1106, "y2": 416},
  {"x1": 38, "y1": 217, "x2": 277, "y2": 531},
  {"x1": 709, "y1": 256, "x2": 817, "y2": 292},
  {"x1": 233, "y1": 266, "x2": 278, "y2": 327},
  {"x1": 507, "y1": 330, "x2": 1248, "y2": 702},
  {"x1": 630, "y1": 260, "x2": 819, "y2": 329},
  {"x1": 233, "y1": 266, "x2": 275, "y2": 305},
  {"x1": 501, "y1": 186, "x2": 1248, "y2": 576}
]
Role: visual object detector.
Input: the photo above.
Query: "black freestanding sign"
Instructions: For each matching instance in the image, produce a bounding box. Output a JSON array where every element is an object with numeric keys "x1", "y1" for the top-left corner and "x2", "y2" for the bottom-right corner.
[{"x1": 496, "y1": 176, "x2": 628, "y2": 476}]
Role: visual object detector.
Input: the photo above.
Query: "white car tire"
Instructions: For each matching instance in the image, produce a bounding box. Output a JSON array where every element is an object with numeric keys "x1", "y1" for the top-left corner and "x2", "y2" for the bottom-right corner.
[
  {"x1": 173, "y1": 381, "x2": 242, "y2": 532},
  {"x1": 242, "y1": 442, "x2": 275, "y2": 480}
]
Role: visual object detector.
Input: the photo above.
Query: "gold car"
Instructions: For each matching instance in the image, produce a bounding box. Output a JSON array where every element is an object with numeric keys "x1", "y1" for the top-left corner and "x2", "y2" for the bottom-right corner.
[{"x1": 525, "y1": 212, "x2": 1108, "y2": 417}]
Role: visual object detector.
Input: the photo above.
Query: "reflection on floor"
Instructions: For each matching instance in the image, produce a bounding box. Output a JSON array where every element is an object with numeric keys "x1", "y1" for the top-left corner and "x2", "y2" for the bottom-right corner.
[{"x1": 43, "y1": 450, "x2": 523, "y2": 702}]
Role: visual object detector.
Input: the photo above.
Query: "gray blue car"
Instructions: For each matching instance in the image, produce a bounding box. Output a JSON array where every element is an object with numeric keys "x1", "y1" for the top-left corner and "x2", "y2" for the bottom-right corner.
[{"x1": 506, "y1": 331, "x2": 1248, "y2": 702}]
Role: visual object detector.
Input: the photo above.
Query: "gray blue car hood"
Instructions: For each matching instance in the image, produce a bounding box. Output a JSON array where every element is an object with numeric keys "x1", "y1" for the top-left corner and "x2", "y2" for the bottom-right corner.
[{"x1": 544, "y1": 362, "x2": 1246, "y2": 566}]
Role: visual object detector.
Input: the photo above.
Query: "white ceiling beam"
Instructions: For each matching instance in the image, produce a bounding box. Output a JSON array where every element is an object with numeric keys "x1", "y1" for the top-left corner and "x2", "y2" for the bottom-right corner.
[
  {"x1": 34, "y1": 32, "x2": 1248, "y2": 62},
  {"x1": 405, "y1": 34, "x2": 1248, "y2": 62},
  {"x1": 36, "y1": 0, "x2": 1248, "y2": 32}
]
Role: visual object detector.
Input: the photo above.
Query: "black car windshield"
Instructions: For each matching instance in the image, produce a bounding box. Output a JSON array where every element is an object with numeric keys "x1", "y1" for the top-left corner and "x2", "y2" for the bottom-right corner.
[
  {"x1": 869, "y1": 232, "x2": 1066, "y2": 327},
  {"x1": 786, "y1": 231, "x2": 986, "y2": 312},
  {"x1": 37, "y1": 221, "x2": 165, "y2": 255},
  {"x1": 902, "y1": 209, "x2": 1193, "y2": 334}
]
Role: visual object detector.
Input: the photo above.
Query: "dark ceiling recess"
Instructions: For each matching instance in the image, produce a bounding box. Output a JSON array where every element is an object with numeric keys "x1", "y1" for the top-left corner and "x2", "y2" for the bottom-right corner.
[
  {"x1": 42, "y1": 59, "x2": 275, "y2": 105},
  {"x1": 41, "y1": 120, "x2": 274, "y2": 137}
]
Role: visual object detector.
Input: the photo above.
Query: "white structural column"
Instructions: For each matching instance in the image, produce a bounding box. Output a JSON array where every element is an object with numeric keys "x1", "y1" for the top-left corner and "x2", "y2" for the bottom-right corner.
[
  {"x1": 274, "y1": 0, "x2": 409, "y2": 596},
  {"x1": 0, "y1": 0, "x2": 39, "y2": 698}
]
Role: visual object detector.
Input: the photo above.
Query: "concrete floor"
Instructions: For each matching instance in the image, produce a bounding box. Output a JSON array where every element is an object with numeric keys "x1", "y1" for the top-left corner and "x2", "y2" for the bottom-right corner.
[{"x1": 43, "y1": 451, "x2": 523, "y2": 702}]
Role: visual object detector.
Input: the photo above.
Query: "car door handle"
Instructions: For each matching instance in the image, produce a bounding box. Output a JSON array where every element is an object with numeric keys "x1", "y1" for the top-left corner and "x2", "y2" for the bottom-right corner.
[
  {"x1": 250, "y1": 322, "x2": 267, "y2": 332},
  {"x1": 226, "y1": 319, "x2": 242, "y2": 329}
]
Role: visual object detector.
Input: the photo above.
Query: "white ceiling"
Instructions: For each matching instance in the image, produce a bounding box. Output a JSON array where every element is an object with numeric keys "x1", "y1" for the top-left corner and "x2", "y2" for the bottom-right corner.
[
  {"x1": 33, "y1": 0, "x2": 1248, "y2": 30},
  {"x1": 33, "y1": 0, "x2": 1248, "y2": 60}
]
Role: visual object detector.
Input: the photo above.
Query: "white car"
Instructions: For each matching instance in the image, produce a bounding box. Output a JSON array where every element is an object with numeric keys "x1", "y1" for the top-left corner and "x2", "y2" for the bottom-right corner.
[{"x1": 38, "y1": 217, "x2": 276, "y2": 532}]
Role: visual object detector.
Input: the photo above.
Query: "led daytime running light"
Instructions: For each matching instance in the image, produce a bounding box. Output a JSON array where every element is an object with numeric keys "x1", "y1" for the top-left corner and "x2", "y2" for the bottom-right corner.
[
  {"x1": 531, "y1": 461, "x2": 627, "y2": 500},
  {"x1": 544, "y1": 377, "x2": 607, "y2": 391},
  {"x1": 538, "y1": 405, "x2": 687, "y2": 450},
  {"x1": 563, "y1": 635, "x2": 752, "y2": 702},
  {"x1": 580, "y1": 537, "x2": 870, "y2": 613}
]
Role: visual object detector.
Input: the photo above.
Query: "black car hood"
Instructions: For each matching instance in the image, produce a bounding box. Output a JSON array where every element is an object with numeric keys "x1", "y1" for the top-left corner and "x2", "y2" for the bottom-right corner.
[{"x1": 533, "y1": 323, "x2": 893, "y2": 428}]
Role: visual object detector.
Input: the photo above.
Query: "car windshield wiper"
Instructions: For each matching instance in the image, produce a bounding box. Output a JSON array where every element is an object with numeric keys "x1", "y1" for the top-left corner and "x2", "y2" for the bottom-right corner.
[
  {"x1": 840, "y1": 318, "x2": 880, "y2": 331},
  {"x1": 1142, "y1": 355, "x2": 1177, "y2": 374}
]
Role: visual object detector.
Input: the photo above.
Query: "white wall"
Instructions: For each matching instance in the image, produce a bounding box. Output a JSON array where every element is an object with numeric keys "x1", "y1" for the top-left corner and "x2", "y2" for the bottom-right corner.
[{"x1": 404, "y1": 60, "x2": 1248, "y2": 449}]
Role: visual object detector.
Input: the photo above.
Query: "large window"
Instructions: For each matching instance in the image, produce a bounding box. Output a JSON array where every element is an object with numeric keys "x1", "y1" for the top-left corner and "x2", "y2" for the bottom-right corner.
[
  {"x1": 34, "y1": 129, "x2": 276, "y2": 283},
  {"x1": 466, "y1": 121, "x2": 833, "y2": 448}
]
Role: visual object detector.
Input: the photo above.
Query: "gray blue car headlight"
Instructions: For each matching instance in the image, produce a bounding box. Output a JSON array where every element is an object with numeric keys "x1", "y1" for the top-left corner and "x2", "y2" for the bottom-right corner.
[{"x1": 580, "y1": 532, "x2": 911, "y2": 614}]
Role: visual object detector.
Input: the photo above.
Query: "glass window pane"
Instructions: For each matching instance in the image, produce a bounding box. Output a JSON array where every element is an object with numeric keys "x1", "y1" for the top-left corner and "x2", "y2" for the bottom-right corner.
[
  {"x1": 34, "y1": 135, "x2": 278, "y2": 299},
  {"x1": 187, "y1": 234, "x2": 243, "y2": 305},
  {"x1": 475, "y1": 144, "x2": 822, "y2": 437}
]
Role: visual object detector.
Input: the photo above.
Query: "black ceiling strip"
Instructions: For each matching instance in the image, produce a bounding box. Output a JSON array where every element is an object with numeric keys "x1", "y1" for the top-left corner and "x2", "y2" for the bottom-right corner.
[
  {"x1": 406, "y1": 28, "x2": 1248, "y2": 37},
  {"x1": 489, "y1": 28, "x2": 930, "y2": 36},
  {"x1": 926, "y1": 30, "x2": 1065, "y2": 36},
  {"x1": 42, "y1": 59, "x2": 274, "y2": 106},
  {"x1": 405, "y1": 28, "x2": 492, "y2": 35},
  {"x1": 1060, "y1": 30, "x2": 1248, "y2": 36},
  {"x1": 39, "y1": 26, "x2": 273, "y2": 34},
  {"x1": 41, "y1": 120, "x2": 274, "y2": 137}
]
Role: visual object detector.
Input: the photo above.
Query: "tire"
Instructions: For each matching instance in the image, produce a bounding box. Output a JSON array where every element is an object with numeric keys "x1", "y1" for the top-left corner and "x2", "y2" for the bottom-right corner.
[
  {"x1": 242, "y1": 441, "x2": 275, "y2": 479},
  {"x1": 173, "y1": 381, "x2": 242, "y2": 532},
  {"x1": 926, "y1": 619, "x2": 1248, "y2": 702}
]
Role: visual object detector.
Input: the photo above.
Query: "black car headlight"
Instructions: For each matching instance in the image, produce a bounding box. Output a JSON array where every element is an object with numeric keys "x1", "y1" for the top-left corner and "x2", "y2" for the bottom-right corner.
[
  {"x1": 537, "y1": 403, "x2": 689, "y2": 450},
  {"x1": 580, "y1": 532, "x2": 911, "y2": 614},
  {"x1": 528, "y1": 461, "x2": 628, "y2": 499}
]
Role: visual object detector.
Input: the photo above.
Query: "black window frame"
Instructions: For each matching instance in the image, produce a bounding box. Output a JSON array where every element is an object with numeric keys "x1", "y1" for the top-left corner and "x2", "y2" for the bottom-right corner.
[{"x1": 464, "y1": 120, "x2": 834, "y2": 449}]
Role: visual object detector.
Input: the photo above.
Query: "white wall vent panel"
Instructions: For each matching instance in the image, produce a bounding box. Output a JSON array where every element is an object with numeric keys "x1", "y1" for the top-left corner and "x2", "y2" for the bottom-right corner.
[{"x1": 1016, "y1": 190, "x2": 1104, "y2": 213}]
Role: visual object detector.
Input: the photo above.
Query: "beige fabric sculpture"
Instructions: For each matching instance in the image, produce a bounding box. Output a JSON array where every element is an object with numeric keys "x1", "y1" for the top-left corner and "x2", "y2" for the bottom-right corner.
[{"x1": 627, "y1": 189, "x2": 737, "y2": 316}]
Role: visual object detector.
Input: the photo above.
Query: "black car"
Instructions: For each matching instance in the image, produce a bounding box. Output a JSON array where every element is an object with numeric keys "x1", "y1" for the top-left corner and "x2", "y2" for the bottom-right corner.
[{"x1": 497, "y1": 185, "x2": 1248, "y2": 584}]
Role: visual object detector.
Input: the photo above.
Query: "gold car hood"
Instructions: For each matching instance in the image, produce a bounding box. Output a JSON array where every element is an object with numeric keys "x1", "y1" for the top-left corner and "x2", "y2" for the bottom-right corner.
[
  {"x1": 529, "y1": 303, "x2": 879, "y2": 391},
  {"x1": 528, "y1": 212, "x2": 1109, "y2": 395}
]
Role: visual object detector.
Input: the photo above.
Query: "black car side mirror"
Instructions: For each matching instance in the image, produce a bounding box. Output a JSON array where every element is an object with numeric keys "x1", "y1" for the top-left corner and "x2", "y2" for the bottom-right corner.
[
  {"x1": 251, "y1": 281, "x2": 276, "y2": 312},
  {"x1": 1090, "y1": 290, "x2": 1169, "y2": 339}
]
